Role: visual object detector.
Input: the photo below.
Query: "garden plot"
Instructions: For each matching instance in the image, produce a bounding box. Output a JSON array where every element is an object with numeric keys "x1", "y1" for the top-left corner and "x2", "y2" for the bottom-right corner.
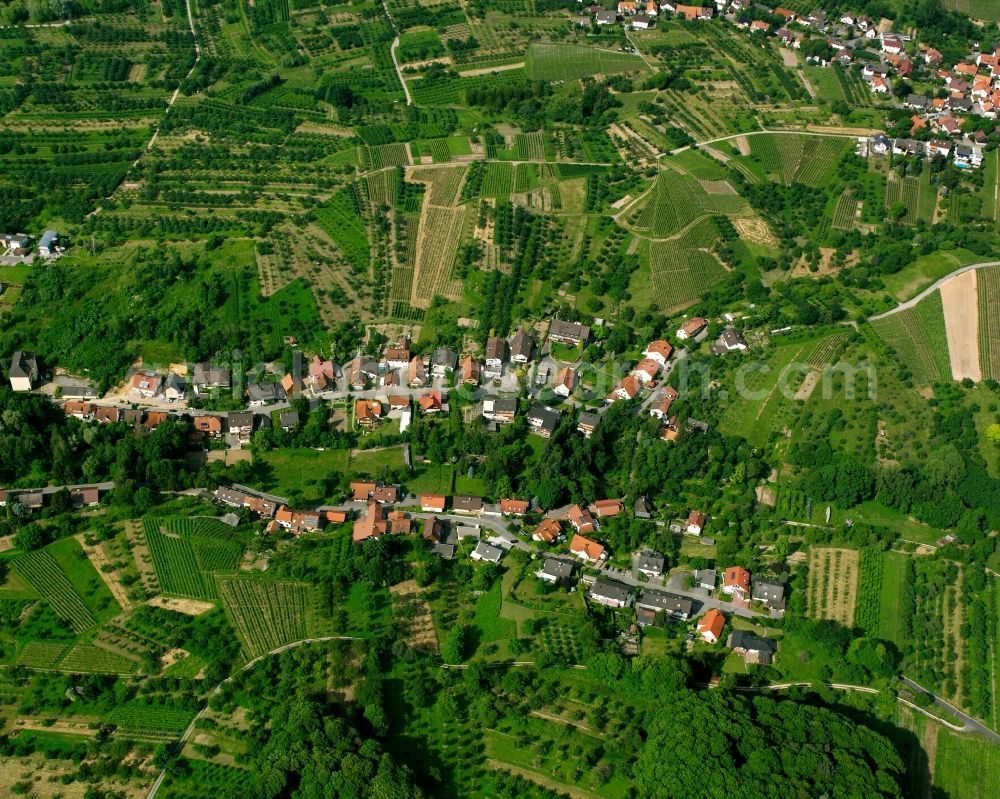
[{"x1": 807, "y1": 547, "x2": 859, "y2": 626}]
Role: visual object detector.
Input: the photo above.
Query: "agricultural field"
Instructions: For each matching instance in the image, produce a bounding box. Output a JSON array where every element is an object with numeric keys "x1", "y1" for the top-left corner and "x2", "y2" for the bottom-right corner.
[
  {"x1": 644, "y1": 218, "x2": 730, "y2": 311},
  {"x1": 142, "y1": 517, "x2": 243, "y2": 602},
  {"x1": 978, "y1": 265, "x2": 1000, "y2": 379},
  {"x1": 219, "y1": 579, "x2": 310, "y2": 658},
  {"x1": 853, "y1": 547, "x2": 883, "y2": 635},
  {"x1": 746, "y1": 134, "x2": 850, "y2": 187},
  {"x1": 526, "y1": 44, "x2": 647, "y2": 82},
  {"x1": 871, "y1": 292, "x2": 952, "y2": 386},
  {"x1": 806, "y1": 548, "x2": 859, "y2": 626},
  {"x1": 633, "y1": 169, "x2": 746, "y2": 238}
]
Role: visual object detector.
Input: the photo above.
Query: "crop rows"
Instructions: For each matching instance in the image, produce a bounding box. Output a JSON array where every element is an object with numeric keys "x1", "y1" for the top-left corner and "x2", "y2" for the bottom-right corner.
[
  {"x1": 58, "y1": 642, "x2": 139, "y2": 674},
  {"x1": 791, "y1": 138, "x2": 850, "y2": 187},
  {"x1": 647, "y1": 220, "x2": 729, "y2": 311},
  {"x1": 144, "y1": 520, "x2": 215, "y2": 600},
  {"x1": 527, "y1": 43, "x2": 646, "y2": 82},
  {"x1": 886, "y1": 175, "x2": 920, "y2": 224},
  {"x1": 806, "y1": 333, "x2": 848, "y2": 368},
  {"x1": 853, "y1": 547, "x2": 884, "y2": 635},
  {"x1": 977, "y1": 266, "x2": 1000, "y2": 379},
  {"x1": 16, "y1": 641, "x2": 70, "y2": 668},
  {"x1": 807, "y1": 548, "x2": 859, "y2": 625},
  {"x1": 312, "y1": 187, "x2": 371, "y2": 270},
  {"x1": 366, "y1": 169, "x2": 400, "y2": 207},
  {"x1": 360, "y1": 143, "x2": 409, "y2": 171},
  {"x1": 640, "y1": 173, "x2": 745, "y2": 237},
  {"x1": 413, "y1": 205, "x2": 466, "y2": 305},
  {"x1": 872, "y1": 298, "x2": 948, "y2": 385},
  {"x1": 108, "y1": 704, "x2": 194, "y2": 736},
  {"x1": 13, "y1": 551, "x2": 96, "y2": 632},
  {"x1": 162, "y1": 516, "x2": 239, "y2": 542},
  {"x1": 481, "y1": 162, "x2": 514, "y2": 198},
  {"x1": 832, "y1": 191, "x2": 859, "y2": 229},
  {"x1": 220, "y1": 580, "x2": 309, "y2": 658},
  {"x1": 513, "y1": 163, "x2": 537, "y2": 193},
  {"x1": 514, "y1": 132, "x2": 544, "y2": 160},
  {"x1": 418, "y1": 166, "x2": 468, "y2": 207}
]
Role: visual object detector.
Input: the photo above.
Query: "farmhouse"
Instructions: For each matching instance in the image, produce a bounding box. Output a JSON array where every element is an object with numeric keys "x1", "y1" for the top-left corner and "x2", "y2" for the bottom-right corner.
[
  {"x1": 589, "y1": 578, "x2": 633, "y2": 608},
  {"x1": 697, "y1": 609, "x2": 725, "y2": 643},
  {"x1": 354, "y1": 501, "x2": 389, "y2": 542}
]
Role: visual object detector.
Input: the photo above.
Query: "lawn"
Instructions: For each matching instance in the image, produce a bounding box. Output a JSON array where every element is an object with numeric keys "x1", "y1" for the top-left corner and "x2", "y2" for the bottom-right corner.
[
  {"x1": 248, "y1": 448, "x2": 350, "y2": 501},
  {"x1": 880, "y1": 248, "x2": 981, "y2": 301},
  {"x1": 932, "y1": 729, "x2": 1000, "y2": 798},
  {"x1": 877, "y1": 551, "x2": 909, "y2": 647},
  {"x1": 351, "y1": 446, "x2": 405, "y2": 474},
  {"x1": 45, "y1": 538, "x2": 121, "y2": 625}
]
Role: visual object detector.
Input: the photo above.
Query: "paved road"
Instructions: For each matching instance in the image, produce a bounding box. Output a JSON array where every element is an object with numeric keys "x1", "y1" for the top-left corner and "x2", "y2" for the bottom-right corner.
[
  {"x1": 668, "y1": 126, "x2": 879, "y2": 157},
  {"x1": 899, "y1": 675, "x2": 1000, "y2": 743},
  {"x1": 866, "y1": 260, "x2": 1000, "y2": 321}
]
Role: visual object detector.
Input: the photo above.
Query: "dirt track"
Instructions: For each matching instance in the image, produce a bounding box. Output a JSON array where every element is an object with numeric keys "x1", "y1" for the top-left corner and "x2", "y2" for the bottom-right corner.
[{"x1": 939, "y1": 270, "x2": 981, "y2": 381}]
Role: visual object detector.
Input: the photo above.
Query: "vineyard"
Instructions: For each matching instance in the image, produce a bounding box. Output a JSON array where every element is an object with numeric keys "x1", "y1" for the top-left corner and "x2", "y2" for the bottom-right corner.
[
  {"x1": 359, "y1": 143, "x2": 410, "y2": 171},
  {"x1": 480, "y1": 162, "x2": 514, "y2": 198},
  {"x1": 871, "y1": 294, "x2": 951, "y2": 386},
  {"x1": 885, "y1": 175, "x2": 920, "y2": 225},
  {"x1": 832, "y1": 191, "x2": 859, "y2": 230},
  {"x1": 219, "y1": 579, "x2": 310, "y2": 658},
  {"x1": 526, "y1": 43, "x2": 647, "y2": 82},
  {"x1": 107, "y1": 703, "x2": 195, "y2": 740},
  {"x1": 646, "y1": 218, "x2": 730, "y2": 311},
  {"x1": 58, "y1": 642, "x2": 139, "y2": 674},
  {"x1": 978, "y1": 266, "x2": 1000, "y2": 379},
  {"x1": 412, "y1": 203, "x2": 467, "y2": 307},
  {"x1": 853, "y1": 547, "x2": 883, "y2": 635},
  {"x1": 806, "y1": 332, "x2": 848, "y2": 369},
  {"x1": 514, "y1": 132, "x2": 545, "y2": 160},
  {"x1": 636, "y1": 171, "x2": 747, "y2": 237},
  {"x1": 312, "y1": 187, "x2": 371, "y2": 271},
  {"x1": 415, "y1": 165, "x2": 468, "y2": 207},
  {"x1": 16, "y1": 641, "x2": 70, "y2": 668},
  {"x1": 12, "y1": 550, "x2": 98, "y2": 633},
  {"x1": 748, "y1": 134, "x2": 848, "y2": 187},
  {"x1": 806, "y1": 547, "x2": 859, "y2": 626}
]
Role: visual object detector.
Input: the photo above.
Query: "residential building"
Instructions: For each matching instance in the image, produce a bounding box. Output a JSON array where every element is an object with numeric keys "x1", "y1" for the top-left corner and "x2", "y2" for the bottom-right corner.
[
  {"x1": 407, "y1": 356, "x2": 427, "y2": 388},
  {"x1": 569, "y1": 533, "x2": 606, "y2": 564},
  {"x1": 636, "y1": 590, "x2": 692, "y2": 625},
  {"x1": 537, "y1": 558, "x2": 575, "y2": 584},
  {"x1": 728, "y1": 630, "x2": 778, "y2": 665},
  {"x1": 595, "y1": 9, "x2": 616, "y2": 24},
  {"x1": 452, "y1": 495, "x2": 483, "y2": 515},
  {"x1": 484, "y1": 336, "x2": 507, "y2": 377},
  {"x1": 607, "y1": 375, "x2": 640, "y2": 403},
  {"x1": 192, "y1": 363, "x2": 231, "y2": 394},
  {"x1": 309, "y1": 356, "x2": 337, "y2": 392},
  {"x1": 548, "y1": 319, "x2": 591, "y2": 347},
  {"x1": 751, "y1": 579, "x2": 786, "y2": 612},
  {"x1": 355, "y1": 399, "x2": 383, "y2": 428},
  {"x1": 695, "y1": 568, "x2": 716, "y2": 592},
  {"x1": 354, "y1": 501, "x2": 389, "y2": 542},
  {"x1": 650, "y1": 386, "x2": 679, "y2": 420},
  {"x1": 722, "y1": 566, "x2": 751, "y2": 598},
  {"x1": 500, "y1": 498, "x2": 529, "y2": 516},
  {"x1": 455, "y1": 524, "x2": 481, "y2": 540},
  {"x1": 589, "y1": 578, "x2": 633, "y2": 608},
  {"x1": 460, "y1": 355, "x2": 481, "y2": 386},
  {"x1": 94, "y1": 406, "x2": 122, "y2": 424},
  {"x1": 632, "y1": 11, "x2": 651, "y2": 27},
  {"x1": 634, "y1": 496, "x2": 652, "y2": 519},
  {"x1": 431, "y1": 348, "x2": 458, "y2": 377},
  {"x1": 8, "y1": 350, "x2": 39, "y2": 392},
  {"x1": 420, "y1": 494, "x2": 447, "y2": 513},
  {"x1": 38, "y1": 230, "x2": 59, "y2": 257},
  {"x1": 483, "y1": 395, "x2": 517, "y2": 423},
  {"x1": 164, "y1": 373, "x2": 186, "y2": 401},
  {"x1": 631, "y1": 358, "x2": 661, "y2": 385},
  {"x1": 526, "y1": 403, "x2": 562, "y2": 438},
  {"x1": 471, "y1": 541, "x2": 504, "y2": 563},
  {"x1": 567, "y1": 504, "x2": 596, "y2": 534},
  {"x1": 577, "y1": 410, "x2": 600, "y2": 438},
  {"x1": 247, "y1": 382, "x2": 283, "y2": 407},
  {"x1": 228, "y1": 412, "x2": 254, "y2": 438},
  {"x1": 697, "y1": 609, "x2": 725, "y2": 643},
  {"x1": 553, "y1": 367, "x2": 577, "y2": 397},
  {"x1": 710, "y1": 328, "x2": 747, "y2": 355},
  {"x1": 193, "y1": 415, "x2": 223, "y2": 436},
  {"x1": 350, "y1": 480, "x2": 377, "y2": 501},
  {"x1": 686, "y1": 510, "x2": 706, "y2": 535},
  {"x1": 676, "y1": 317, "x2": 707, "y2": 340},
  {"x1": 349, "y1": 355, "x2": 378, "y2": 390},
  {"x1": 642, "y1": 340, "x2": 673, "y2": 365},
  {"x1": 129, "y1": 371, "x2": 161, "y2": 399},
  {"x1": 593, "y1": 499, "x2": 623, "y2": 518},
  {"x1": 510, "y1": 331, "x2": 534, "y2": 364},
  {"x1": 533, "y1": 518, "x2": 562, "y2": 543},
  {"x1": 418, "y1": 391, "x2": 444, "y2": 413},
  {"x1": 280, "y1": 411, "x2": 300, "y2": 431},
  {"x1": 634, "y1": 550, "x2": 665, "y2": 578},
  {"x1": 383, "y1": 338, "x2": 411, "y2": 370}
]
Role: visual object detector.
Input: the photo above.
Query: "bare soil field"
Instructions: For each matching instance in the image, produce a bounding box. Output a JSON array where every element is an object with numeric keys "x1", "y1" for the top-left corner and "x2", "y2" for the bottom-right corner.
[
  {"x1": 940, "y1": 269, "x2": 980, "y2": 381},
  {"x1": 807, "y1": 547, "x2": 859, "y2": 625},
  {"x1": 147, "y1": 596, "x2": 215, "y2": 616}
]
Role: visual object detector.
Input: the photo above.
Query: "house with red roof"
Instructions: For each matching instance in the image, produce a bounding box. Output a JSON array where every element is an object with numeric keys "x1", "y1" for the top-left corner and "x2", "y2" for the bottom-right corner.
[
  {"x1": 722, "y1": 566, "x2": 751, "y2": 598},
  {"x1": 533, "y1": 518, "x2": 562, "y2": 543},
  {"x1": 569, "y1": 534, "x2": 606, "y2": 564},
  {"x1": 697, "y1": 609, "x2": 725, "y2": 643}
]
